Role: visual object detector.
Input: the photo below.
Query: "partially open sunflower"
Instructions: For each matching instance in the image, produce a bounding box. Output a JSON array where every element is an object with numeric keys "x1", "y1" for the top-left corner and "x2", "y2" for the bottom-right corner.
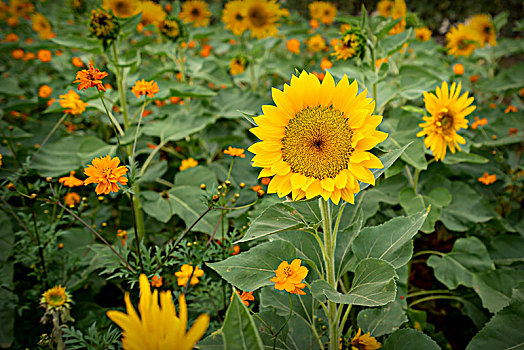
[{"x1": 248, "y1": 71, "x2": 388, "y2": 205}]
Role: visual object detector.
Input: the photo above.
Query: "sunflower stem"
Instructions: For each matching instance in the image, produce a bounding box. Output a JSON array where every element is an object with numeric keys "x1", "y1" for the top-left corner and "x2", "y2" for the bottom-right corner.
[
  {"x1": 112, "y1": 41, "x2": 130, "y2": 129},
  {"x1": 319, "y1": 198, "x2": 339, "y2": 350},
  {"x1": 369, "y1": 40, "x2": 378, "y2": 105},
  {"x1": 413, "y1": 168, "x2": 421, "y2": 194}
]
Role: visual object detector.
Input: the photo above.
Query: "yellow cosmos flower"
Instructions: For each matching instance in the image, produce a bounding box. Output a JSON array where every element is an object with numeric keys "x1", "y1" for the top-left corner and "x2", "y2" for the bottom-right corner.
[
  {"x1": 248, "y1": 71, "x2": 387, "y2": 205},
  {"x1": 415, "y1": 26, "x2": 432, "y2": 41},
  {"x1": 307, "y1": 34, "x2": 326, "y2": 53},
  {"x1": 180, "y1": 0, "x2": 211, "y2": 27},
  {"x1": 416, "y1": 81, "x2": 475, "y2": 161},
  {"x1": 244, "y1": 0, "x2": 282, "y2": 39},
  {"x1": 445, "y1": 23, "x2": 480, "y2": 57},
  {"x1": 131, "y1": 79, "x2": 159, "y2": 98},
  {"x1": 308, "y1": 1, "x2": 337, "y2": 25},
  {"x1": 222, "y1": 0, "x2": 248, "y2": 36},
  {"x1": 175, "y1": 264, "x2": 204, "y2": 286},
  {"x1": 351, "y1": 328, "x2": 381, "y2": 350},
  {"x1": 41, "y1": 285, "x2": 71, "y2": 309},
  {"x1": 83, "y1": 155, "x2": 129, "y2": 195},
  {"x1": 467, "y1": 14, "x2": 497, "y2": 47},
  {"x1": 138, "y1": 1, "x2": 166, "y2": 27},
  {"x1": 270, "y1": 259, "x2": 309, "y2": 295},
  {"x1": 107, "y1": 274, "x2": 209, "y2": 350},
  {"x1": 102, "y1": 0, "x2": 139, "y2": 18}
]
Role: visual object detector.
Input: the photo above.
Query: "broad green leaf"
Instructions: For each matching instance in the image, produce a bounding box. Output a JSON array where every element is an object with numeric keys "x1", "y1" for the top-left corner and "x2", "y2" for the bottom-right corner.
[
  {"x1": 0, "y1": 77, "x2": 24, "y2": 96},
  {"x1": 352, "y1": 208, "x2": 429, "y2": 268},
  {"x1": 273, "y1": 231, "x2": 324, "y2": 277},
  {"x1": 0, "y1": 212, "x2": 14, "y2": 348},
  {"x1": 253, "y1": 311, "x2": 288, "y2": 349},
  {"x1": 472, "y1": 269, "x2": 524, "y2": 314},
  {"x1": 477, "y1": 62, "x2": 524, "y2": 92},
  {"x1": 32, "y1": 136, "x2": 83, "y2": 177},
  {"x1": 51, "y1": 35, "x2": 101, "y2": 53},
  {"x1": 488, "y1": 234, "x2": 524, "y2": 265},
  {"x1": 141, "y1": 191, "x2": 173, "y2": 223},
  {"x1": 380, "y1": 120, "x2": 427, "y2": 170},
  {"x1": 142, "y1": 113, "x2": 215, "y2": 142},
  {"x1": 398, "y1": 65, "x2": 441, "y2": 100},
  {"x1": 237, "y1": 203, "x2": 307, "y2": 243},
  {"x1": 119, "y1": 12, "x2": 142, "y2": 37},
  {"x1": 427, "y1": 237, "x2": 494, "y2": 289},
  {"x1": 213, "y1": 89, "x2": 267, "y2": 119},
  {"x1": 357, "y1": 301, "x2": 408, "y2": 337},
  {"x1": 442, "y1": 152, "x2": 488, "y2": 165},
  {"x1": 383, "y1": 328, "x2": 440, "y2": 350},
  {"x1": 140, "y1": 160, "x2": 167, "y2": 183},
  {"x1": 399, "y1": 187, "x2": 451, "y2": 233},
  {"x1": 207, "y1": 240, "x2": 296, "y2": 291},
  {"x1": 379, "y1": 28, "x2": 413, "y2": 56},
  {"x1": 260, "y1": 287, "x2": 317, "y2": 328},
  {"x1": 222, "y1": 291, "x2": 264, "y2": 350},
  {"x1": 174, "y1": 165, "x2": 217, "y2": 187},
  {"x1": 311, "y1": 258, "x2": 397, "y2": 306}
]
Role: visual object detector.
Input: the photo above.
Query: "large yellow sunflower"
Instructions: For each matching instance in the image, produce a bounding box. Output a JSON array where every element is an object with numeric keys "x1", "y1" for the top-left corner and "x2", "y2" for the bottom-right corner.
[
  {"x1": 416, "y1": 81, "x2": 475, "y2": 161},
  {"x1": 308, "y1": 1, "x2": 337, "y2": 25},
  {"x1": 138, "y1": 1, "x2": 166, "y2": 27},
  {"x1": 244, "y1": 0, "x2": 282, "y2": 39},
  {"x1": 445, "y1": 23, "x2": 480, "y2": 57},
  {"x1": 467, "y1": 14, "x2": 497, "y2": 47},
  {"x1": 102, "y1": 0, "x2": 139, "y2": 18},
  {"x1": 222, "y1": 0, "x2": 248, "y2": 36},
  {"x1": 248, "y1": 71, "x2": 387, "y2": 205},
  {"x1": 180, "y1": 0, "x2": 211, "y2": 27}
]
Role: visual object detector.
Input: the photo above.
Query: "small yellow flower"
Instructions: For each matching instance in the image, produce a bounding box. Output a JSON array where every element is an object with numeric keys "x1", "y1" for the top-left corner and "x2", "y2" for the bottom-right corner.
[
  {"x1": 270, "y1": 259, "x2": 308, "y2": 295},
  {"x1": 222, "y1": 0, "x2": 248, "y2": 36},
  {"x1": 377, "y1": 0, "x2": 393, "y2": 17},
  {"x1": 179, "y1": 157, "x2": 198, "y2": 171},
  {"x1": 175, "y1": 264, "x2": 204, "y2": 286},
  {"x1": 224, "y1": 146, "x2": 246, "y2": 158},
  {"x1": 229, "y1": 57, "x2": 247, "y2": 75},
  {"x1": 351, "y1": 328, "x2": 382, "y2": 350},
  {"x1": 308, "y1": 1, "x2": 337, "y2": 25},
  {"x1": 446, "y1": 24, "x2": 480, "y2": 57},
  {"x1": 41, "y1": 285, "x2": 71, "y2": 309},
  {"x1": 388, "y1": 0, "x2": 406, "y2": 35},
  {"x1": 83, "y1": 155, "x2": 128, "y2": 195},
  {"x1": 244, "y1": 0, "x2": 282, "y2": 39},
  {"x1": 59, "y1": 90, "x2": 88, "y2": 115},
  {"x1": 131, "y1": 79, "x2": 159, "y2": 98},
  {"x1": 467, "y1": 14, "x2": 496, "y2": 47},
  {"x1": 102, "y1": 0, "x2": 139, "y2": 18}
]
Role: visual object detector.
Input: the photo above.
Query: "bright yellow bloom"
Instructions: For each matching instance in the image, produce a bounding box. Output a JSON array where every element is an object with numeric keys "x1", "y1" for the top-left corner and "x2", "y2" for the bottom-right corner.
[
  {"x1": 102, "y1": 0, "x2": 139, "y2": 18},
  {"x1": 351, "y1": 328, "x2": 382, "y2": 350},
  {"x1": 107, "y1": 274, "x2": 209, "y2": 350},
  {"x1": 331, "y1": 27, "x2": 365, "y2": 60},
  {"x1": 248, "y1": 71, "x2": 387, "y2": 205},
  {"x1": 31, "y1": 13, "x2": 54, "y2": 40},
  {"x1": 222, "y1": 0, "x2": 248, "y2": 36},
  {"x1": 229, "y1": 57, "x2": 246, "y2": 75},
  {"x1": 138, "y1": 1, "x2": 166, "y2": 27},
  {"x1": 231, "y1": 290, "x2": 255, "y2": 307},
  {"x1": 179, "y1": 157, "x2": 198, "y2": 171},
  {"x1": 41, "y1": 285, "x2": 70, "y2": 309},
  {"x1": 59, "y1": 90, "x2": 88, "y2": 115},
  {"x1": 445, "y1": 24, "x2": 480, "y2": 57},
  {"x1": 175, "y1": 264, "x2": 204, "y2": 286},
  {"x1": 83, "y1": 155, "x2": 129, "y2": 195},
  {"x1": 224, "y1": 146, "x2": 246, "y2": 158},
  {"x1": 131, "y1": 79, "x2": 159, "y2": 98},
  {"x1": 74, "y1": 63, "x2": 109, "y2": 92},
  {"x1": 180, "y1": 0, "x2": 211, "y2": 27},
  {"x1": 244, "y1": 0, "x2": 282, "y2": 39},
  {"x1": 59, "y1": 170, "x2": 84, "y2": 187},
  {"x1": 286, "y1": 38, "x2": 300, "y2": 54},
  {"x1": 415, "y1": 26, "x2": 432, "y2": 41},
  {"x1": 308, "y1": 1, "x2": 337, "y2": 25},
  {"x1": 417, "y1": 81, "x2": 475, "y2": 161},
  {"x1": 467, "y1": 14, "x2": 497, "y2": 47},
  {"x1": 377, "y1": 0, "x2": 393, "y2": 17},
  {"x1": 64, "y1": 192, "x2": 81, "y2": 207},
  {"x1": 388, "y1": 0, "x2": 406, "y2": 35},
  {"x1": 307, "y1": 34, "x2": 326, "y2": 53},
  {"x1": 478, "y1": 172, "x2": 496, "y2": 185},
  {"x1": 270, "y1": 259, "x2": 308, "y2": 295}
]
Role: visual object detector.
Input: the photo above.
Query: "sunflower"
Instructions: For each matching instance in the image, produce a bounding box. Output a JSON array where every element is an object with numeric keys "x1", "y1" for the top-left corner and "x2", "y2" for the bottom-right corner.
[
  {"x1": 388, "y1": 0, "x2": 406, "y2": 35},
  {"x1": 376, "y1": 0, "x2": 393, "y2": 17},
  {"x1": 31, "y1": 13, "x2": 54, "y2": 40},
  {"x1": 307, "y1": 34, "x2": 326, "y2": 53},
  {"x1": 415, "y1": 26, "x2": 432, "y2": 41},
  {"x1": 138, "y1": 1, "x2": 166, "y2": 27},
  {"x1": 308, "y1": 1, "x2": 337, "y2": 25},
  {"x1": 102, "y1": 0, "x2": 139, "y2": 18},
  {"x1": 248, "y1": 71, "x2": 387, "y2": 205},
  {"x1": 467, "y1": 14, "x2": 497, "y2": 47},
  {"x1": 159, "y1": 17, "x2": 184, "y2": 41},
  {"x1": 90, "y1": 8, "x2": 120, "y2": 41},
  {"x1": 445, "y1": 23, "x2": 480, "y2": 57},
  {"x1": 229, "y1": 56, "x2": 247, "y2": 75},
  {"x1": 244, "y1": 0, "x2": 282, "y2": 39},
  {"x1": 351, "y1": 328, "x2": 381, "y2": 350},
  {"x1": 41, "y1": 285, "x2": 71, "y2": 309},
  {"x1": 9, "y1": 0, "x2": 33, "y2": 18},
  {"x1": 416, "y1": 81, "x2": 475, "y2": 161},
  {"x1": 331, "y1": 26, "x2": 365, "y2": 60},
  {"x1": 180, "y1": 0, "x2": 211, "y2": 27},
  {"x1": 222, "y1": 0, "x2": 248, "y2": 36}
]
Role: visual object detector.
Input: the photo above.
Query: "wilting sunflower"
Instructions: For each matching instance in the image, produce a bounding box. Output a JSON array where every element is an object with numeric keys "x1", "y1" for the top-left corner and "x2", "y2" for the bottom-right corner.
[
  {"x1": 90, "y1": 8, "x2": 120, "y2": 42},
  {"x1": 102, "y1": 0, "x2": 139, "y2": 18},
  {"x1": 467, "y1": 14, "x2": 497, "y2": 47},
  {"x1": 248, "y1": 71, "x2": 387, "y2": 205},
  {"x1": 244, "y1": 0, "x2": 282, "y2": 39},
  {"x1": 445, "y1": 23, "x2": 480, "y2": 57},
  {"x1": 308, "y1": 1, "x2": 337, "y2": 25},
  {"x1": 222, "y1": 0, "x2": 248, "y2": 36},
  {"x1": 180, "y1": 0, "x2": 211, "y2": 27},
  {"x1": 417, "y1": 81, "x2": 475, "y2": 161}
]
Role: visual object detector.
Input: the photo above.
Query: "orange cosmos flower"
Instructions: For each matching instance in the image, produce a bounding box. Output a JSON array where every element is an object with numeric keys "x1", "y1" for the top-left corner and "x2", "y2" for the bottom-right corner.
[
  {"x1": 12, "y1": 49, "x2": 24, "y2": 59},
  {"x1": 179, "y1": 157, "x2": 198, "y2": 171},
  {"x1": 83, "y1": 155, "x2": 129, "y2": 195},
  {"x1": 59, "y1": 170, "x2": 84, "y2": 187},
  {"x1": 150, "y1": 275, "x2": 163, "y2": 288},
  {"x1": 505, "y1": 105, "x2": 518, "y2": 114},
  {"x1": 453, "y1": 63, "x2": 464, "y2": 75},
  {"x1": 37, "y1": 49, "x2": 52, "y2": 62},
  {"x1": 231, "y1": 245, "x2": 240, "y2": 255},
  {"x1": 38, "y1": 85, "x2": 52, "y2": 98},
  {"x1": 320, "y1": 57, "x2": 333, "y2": 71},
  {"x1": 224, "y1": 146, "x2": 246, "y2": 158},
  {"x1": 270, "y1": 259, "x2": 309, "y2": 295},
  {"x1": 59, "y1": 90, "x2": 87, "y2": 115},
  {"x1": 72, "y1": 57, "x2": 84, "y2": 67},
  {"x1": 63, "y1": 192, "x2": 81, "y2": 207},
  {"x1": 478, "y1": 172, "x2": 496, "y2": 185},
  {"x1": 469, "y1": 74, "x2": 479, "y2": 83},
  {"x1": 23, "y1": 52, "x2": 35, "y2": 61},
  {"x1": 73, "y1": 63, "x2": 109, "y2": 92},
  {"x1": 154, "y1": 99, "x2": 166, "y2": 107},
  {"x1": 231, "y1": 290, "x2": 255, "y2": 307},
  {"x1": 5, "y1": 33, "x2": 18, "y2": 42},
  {"x1": 286, "y1": 38, "x2": 300, "y2": 54},
  {"x1": 251, "y1": 185, "x2": 263, "y2": 192},
  {"x1": 117, "y1": 229, "x2": 128, "y2": 246},
  {"x1": 131, "y1": 79, "x2": 159, "y2": 98},
  {"x1": 175, "y1": 264, "x2": 204, "y2": 286},
  {"x1": 470, "y1": 117, "x2": 487, "y2": 130}
]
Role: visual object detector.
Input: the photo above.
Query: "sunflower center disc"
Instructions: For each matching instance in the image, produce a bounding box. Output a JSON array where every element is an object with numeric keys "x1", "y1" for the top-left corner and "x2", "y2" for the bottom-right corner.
[
  {"x1": 282, "y1": 106, "x2": 354, "y2": 180},
  {"x1": 248, "y1": 5, "x2": 268, "y2": 27}
]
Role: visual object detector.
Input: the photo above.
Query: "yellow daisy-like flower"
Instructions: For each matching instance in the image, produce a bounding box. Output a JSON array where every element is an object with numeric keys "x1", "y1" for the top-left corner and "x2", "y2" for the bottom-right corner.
[
  {"x1": 102, "y1": 0, "x2": 139, "y2": 18},
  {"x1": 248, "y1": 71, "x2": 387, "y2": 205},
  {"x1": 416, "y1": 81, "x2": 475, "y2": 161},
  {"x1": 180, "y1": 0, "x2": 211, "y2": 27},
  {"x1": 107, "y1": 274, "x2": 209, "y2": 350},
  {"x1": 308, "y1": 1, "x2": 337, "y2": 25},
  {"x1": 445, "y1": 23, "x2": 480, "y2": 58},
  {"x1": 307, "y1": 34, "x2": 326, "y2": 53},
  {"x1": 467, "y1": 14, "x2": 497, "y2": 47},
  {"x1": 415, "y1": 26, "x2": 432, "y2": 41},
  {"x1": 41, "y1": 285, "x2": 70, "y2": 309},
  {"x1": 175, "y1": 264, "x2": 205, "y2": 286},
  {"x1": 388, "y1": 0, "x2": 406, "y2": 35},
  {"x1": 222, "y1": 0, "x2": 248, "y2": 36},
  {"x1": 351, "y1": 328, "x2": 382, "y2": 350},
  {"x1": 244, "y1": 0, "x2": 282, "y2": 39},
  {"x1": 138, "y1": 1, "x2": 166, "y2": 27}
]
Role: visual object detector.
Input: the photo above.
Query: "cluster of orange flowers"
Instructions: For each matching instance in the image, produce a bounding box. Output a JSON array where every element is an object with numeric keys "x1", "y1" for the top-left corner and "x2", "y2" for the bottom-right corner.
[{"x1": 471, "y1": 117, "x2": 488, "y2": 130}]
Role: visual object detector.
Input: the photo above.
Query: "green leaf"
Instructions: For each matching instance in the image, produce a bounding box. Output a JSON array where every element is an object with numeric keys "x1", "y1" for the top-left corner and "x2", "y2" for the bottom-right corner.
[
  {"x1": 0, "y1": 77, "x2": 24, "y2": 96},
  {"x1": 140, "y1": 160, "x2": 167, "y2": 183},
  {"x1": 0, "y1": 212, "x2": 14, "y2": 348},
  {"x1": 357, "y1": 300, "x2": 408, "y2": 337},
  {"x1": 222, "y1": 290, "x2": 264, "y2": 350},
  {"x1": 142, "y1": 113, "x2": 215, "y2": 142},
  {"x1": 488, "y1": 234, "x2": 524, "y2": 265},
  {"x1": 400, "y1": 105, "x2": 426, "y2": 115},
  {"x1": 442, "y1": 152, "x2": 489, "y2": 165},
  {"x1": 399, "y1": 187, "x2": 451, "y2": 233},
  {"x1": 51, "y1": 35, "x2": 101, "y2": 53},
  {"x1": 376, "y1": 18, "x2": 402, "y2": 40},
  {"x1": 311, "y1": 258, "x2": 397, "y2": 306},
  {"x1": 427, "y1": 237, "x2": 494, "y2": 289},
  {"x1": 493, "y1": 11, "x2": 509, "y2": 32},
  {"x1": 398, "y1": 65, "x2": 441, "y2": 100},
  {"x1": 477, "y1": 62, "x2": 524, "y2": 92},
  {"x1": 260, "y1": 287, "x2": 318, "y2": 329},
  {"x1": 236, "y1": 203, "x2": 307, "y2": 243},
  {"x1": 335, "y1": 209, "x2": 363, "y2": 278},
  {"x1": 213, "y1": 89, "x2": 267, "y2": 119},
  {"x1": 352, "y1": 208, "x2": 429, "y2": 268},
  {"x1": 174, "y1": 165, "x2": 217, "y2": 187},
  {"x1": 381, "y1": 119, "x2": 427, "y2": 170},
  {"x1": 273, "y1": 231, "x2": 324, "y2": 277},
  {"x1": 383, "y1": 328, "x2": 440, "y2": 350},
  {"x1": 168, "y1": 186, "x2": 220, "y2": 234},
  {"x1": 379, "y1": 28, "x2": 413, "y2": 56},
  {"x1": 119, "y1": 12, "x2": 142, "y2": 36},
  {"x1": 472, "y1": 269, "x2": 524, "y2": 314},
  {"x1": 207, "y1": 240, "x2": 296, "y2": 291},
  {"x1": 253, "y1": 311, "x2": 288, "y2": 349},
  {"x1": 140, "y1": 191, "x2": 173, "y2": 223}
]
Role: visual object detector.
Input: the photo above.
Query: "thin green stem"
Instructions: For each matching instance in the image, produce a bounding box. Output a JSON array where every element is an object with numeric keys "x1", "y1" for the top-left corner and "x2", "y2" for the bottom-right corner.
[
  {"x1": 404, "y1": 165, "x2": 414, "y2": 187},
  {"x1": 130, "y1": 99, "x2": 147, "y2": 174},
  {"x1": 369, "y1": 42, "x2": 378, "y2": 104},
  {"x1": 332, "y1": 202, "x2": 346, "y2": 248},
  {"x1": 413, "y1": 168, "x2": 421, "y2": 194},
  {"x1": 97, "y1": 89, "x2": 126, "y2": 157},
  {"x1": 30, "y1": 112, "x2": 69, "y2": 166},
  {"x1": 407, "y1": 289, "x2": 452, "y2": 298},
  {"x1": 129, "y1": 193, "x2": 144, "y2": 272},
  {"x1": 409, "y1": 295, "x2": 466, "y2": 308},
  {"x1": 338, "y1": 304, "x2": 352, "y2": 334},
  {"x1": 226, "y1": 157, "x2": 235, "y2": 181},
  {"x1": 139, "y1": 139, "x2": 167, "y2": 177},
  {"x1": 412, "y1": 250, "x2": 445, "y2": 258},
  {"x1": 112, "y1": 42, "x2": 130, "y2": 129}
]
